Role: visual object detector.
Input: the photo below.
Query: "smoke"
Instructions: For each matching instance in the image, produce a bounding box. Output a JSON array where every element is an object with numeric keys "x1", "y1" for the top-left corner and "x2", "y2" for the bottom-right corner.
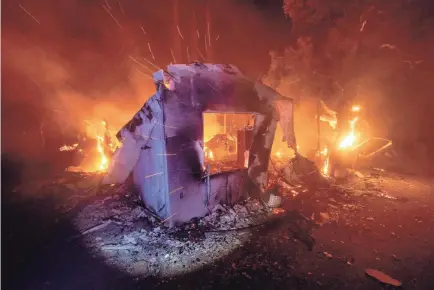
[{"x1": 1, "y1": 0, "x2": 291, "y2": 166}]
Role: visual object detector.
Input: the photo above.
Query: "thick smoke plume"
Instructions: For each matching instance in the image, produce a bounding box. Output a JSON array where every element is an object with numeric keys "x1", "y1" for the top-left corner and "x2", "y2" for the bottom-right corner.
[{"x1": 2, "y1": 0, "x2": 290, "y2": 168}]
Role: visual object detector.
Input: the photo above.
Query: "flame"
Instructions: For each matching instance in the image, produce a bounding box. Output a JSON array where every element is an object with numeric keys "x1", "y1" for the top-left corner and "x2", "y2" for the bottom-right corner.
[
  {"x1": 96, "y1": 136, "x2": 109, "y2": 171},
  {"x1": 320, "y1": 146, "x2": 329, "y2": 176},
  {"x1": 276, "y1": 151, "x2": 282, "y2": 158},
  {"x1": 60, "y1": 120, "x2": 119, "y2": 173},
  {"x1": 320, "y1": 147, "x2": 328, "y2": 156},
  {"x1": 204, "y1": 145, "x2": 214, "y2": 160},
  {"x1": 339, "y1": 117, "x2": 359, "y2": 149},
  {"x1": 320, "y1": 115, "x2": 337, "y2": 129}
]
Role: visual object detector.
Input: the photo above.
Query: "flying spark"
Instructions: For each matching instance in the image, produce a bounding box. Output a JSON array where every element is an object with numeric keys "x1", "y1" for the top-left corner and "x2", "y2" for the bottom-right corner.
[
  {"x1": 140, "y1": 25, "x2": 147, "y2": 35},
  {"x1": 196, "y1": 48, "x2": 205, "y2": 61},
  {"x1": 102, "y1": 5, "x2": 122, "y2": 28},
  {"x1": 145, "y1": 172, "x2": 163, "y2": 178},
  {"x1": 196, "y1": 30, "x2": 200, "y2": 38},
  {"x1": 169, "y1": 187, "x2": 183, "y2": 195},
  {"x1": 170, "y1": 49, "x2": 177, "y2": 63},
  {"x1": 40, "y1": 124, "x2": 46, "y2": 148},
  {"x1": 118, "y1": 1, "x2": 125, "y2": 15},
  {"x1": 186, "y1": 46, "x2": 191, "y2": 62},
  {"x1": 155, "y1": 122, "x2": 177, "y2": 129},
  {"x1": 207, "y1": 22, "x2": 211, "y2": 46},
  {"x1": 284, "y1": 78, "x2": 300, "y2": 86},
  {"x1": 360, "y1": 20, "x2": 367, "y2": 31},
  {"x1": 335, "y1": 81, "x2": 344, "y2": 92},
  {"x1": 176, "y1": 25, "x2": 184, "y2": 39},
  {"x1": 18, "y1": 4, "x2": 40, "y2": 24},
  {"x1": 381, "y1": 43, "x2": 398, "y2": 51},
  {"x1": 215, "y1": 34, "x2": 220, "y2": 41},
  {"x1": 135, "y1": 69, "x2": 152, "y2": 79},
  {"x1": 104, "y1": 0, "x2": 112, "y2": 10},
  {"x1": 254, "y1": 72, "x2": 263, "y2": 89},
  {"x1": 208, "y1": 83, "x2": 218, "y2": 92},
  {"x1": 160, "y1": 213, "x2": 177, "y2": 224},
  {"x1": 143, "y1": 57, "x2": 160, "y2": 70},
  {"x1": 148, "y1": 42, "x2": 155, "y2": 59},
  {"x1": 204, "y1": 34, "x2": 208, "y2": 51},
  {"x1": 129, "y1": 56, "x2": 153, "y2": 73}
]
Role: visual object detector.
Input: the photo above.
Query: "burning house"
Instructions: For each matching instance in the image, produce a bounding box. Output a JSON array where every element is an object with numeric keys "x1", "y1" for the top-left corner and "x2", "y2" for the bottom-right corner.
[{"x1": 103, "y1": 63, "x2": 296, "y2": 226}]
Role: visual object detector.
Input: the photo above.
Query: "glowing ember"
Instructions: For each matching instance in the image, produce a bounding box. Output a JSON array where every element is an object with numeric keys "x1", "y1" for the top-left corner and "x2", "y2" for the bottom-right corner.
[
  {"x1": 339, "y1": 117, "x2": 359, "y2": 149},
  {"x1": 272, "y1": 208, "x2": 285, "y2": 215},
  {"x1": 351, "y1": 105, "x2": 361, "y2": 112},
  {"x1": 59, "y1": 143, "x2": 78, "y2": 152},
  {"x1": 276, "y1": 151, "x2": 282, "y2": 158}
]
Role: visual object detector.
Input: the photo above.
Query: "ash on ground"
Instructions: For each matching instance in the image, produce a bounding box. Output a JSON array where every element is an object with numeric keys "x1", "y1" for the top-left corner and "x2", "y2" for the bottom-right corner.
[
  {"x1": 14, "y1": 164, "x2": 406, "y2": 279},
  {"x1": 73, "y1": 187, "x2": 273, "y2": 278}
]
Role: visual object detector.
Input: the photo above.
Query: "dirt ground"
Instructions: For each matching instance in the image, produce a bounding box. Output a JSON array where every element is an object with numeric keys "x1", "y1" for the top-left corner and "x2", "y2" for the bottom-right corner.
[{"x1": 3, "y1": 167, "x2": 434, "y2": 290}]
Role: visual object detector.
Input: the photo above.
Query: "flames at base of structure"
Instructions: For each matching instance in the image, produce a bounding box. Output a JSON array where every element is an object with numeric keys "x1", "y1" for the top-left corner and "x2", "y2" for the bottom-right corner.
[{"x1": 60, "y1": 104, "x2": 362, "y2": 176}]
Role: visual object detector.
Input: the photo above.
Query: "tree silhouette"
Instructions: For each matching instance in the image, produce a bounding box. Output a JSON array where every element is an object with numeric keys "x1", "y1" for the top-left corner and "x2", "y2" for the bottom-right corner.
[{"x1": 266, "y1": 0, "x2": 434, "y2": 143}]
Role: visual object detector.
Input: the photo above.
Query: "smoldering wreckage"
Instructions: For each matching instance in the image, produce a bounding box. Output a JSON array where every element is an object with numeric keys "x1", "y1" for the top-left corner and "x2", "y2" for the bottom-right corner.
[{"x1": 19, "y1": 62, "x2": 402, "y2": 282}]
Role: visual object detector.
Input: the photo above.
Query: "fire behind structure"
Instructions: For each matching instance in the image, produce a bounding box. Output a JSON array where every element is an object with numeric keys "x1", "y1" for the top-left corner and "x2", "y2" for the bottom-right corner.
[
  {"x1": 203, "y1": 112, "x2": 254, "y2": 175},
  {"x1": 103, "y1": 63, "x2": 296, "y2": 226}
]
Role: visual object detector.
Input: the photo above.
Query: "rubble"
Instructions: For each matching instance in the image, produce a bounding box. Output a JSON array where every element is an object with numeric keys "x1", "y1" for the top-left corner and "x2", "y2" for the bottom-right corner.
[
  {"x1": 72, "y1": 185, "x2": 281, "y2": 277},
  {"x1": 11, "y1": 150, "x2": 415, "y2": 280}
]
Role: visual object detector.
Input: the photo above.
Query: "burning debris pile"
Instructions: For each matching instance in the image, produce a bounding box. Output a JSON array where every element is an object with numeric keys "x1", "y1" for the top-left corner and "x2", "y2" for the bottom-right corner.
[{"x1": 313, "y1": 102, "x2": 394, "y2": 179}]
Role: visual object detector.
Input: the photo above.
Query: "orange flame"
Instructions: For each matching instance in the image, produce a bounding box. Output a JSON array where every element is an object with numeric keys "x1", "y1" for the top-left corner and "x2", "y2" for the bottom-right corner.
[
  {"x1": 60, "y1": 120, "x2": 119, "y2": 173},
  {"x1": 320, "y1": 146, "x2": 329, "y2": 176},
  {"x1": 204, "y1": 145, "x2": 214, "y2": 160},
  {"x1": 96, "y1": 136, "x2": 109, "y2": 172},
  {"x1": 339, "y1": 117, "x2": 359, "y2": 149}
]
